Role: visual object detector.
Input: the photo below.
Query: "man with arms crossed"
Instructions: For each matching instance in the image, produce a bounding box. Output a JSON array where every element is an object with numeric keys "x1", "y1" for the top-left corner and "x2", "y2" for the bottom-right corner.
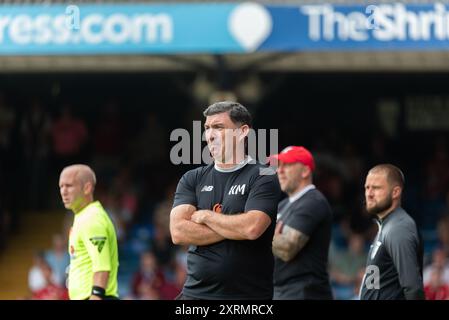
[{"x1": 170, "y1": 101, "x2": 281, "y2": 300}]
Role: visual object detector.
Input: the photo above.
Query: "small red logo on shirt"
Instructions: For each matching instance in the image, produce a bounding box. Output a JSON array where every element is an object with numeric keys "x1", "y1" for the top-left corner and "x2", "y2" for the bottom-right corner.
[{"x1": 212, "y1": 203, "x2": 222, "y2": 213}]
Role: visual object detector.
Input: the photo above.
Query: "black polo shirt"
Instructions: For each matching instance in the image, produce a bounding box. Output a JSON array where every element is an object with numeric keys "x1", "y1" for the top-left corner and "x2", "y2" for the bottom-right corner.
[
  {"x1": 173, "y1": 160, "x2": 281, "y2": 299},
  {"x1": 273, "y1": 187, "x2": 333, "y2": 299}
]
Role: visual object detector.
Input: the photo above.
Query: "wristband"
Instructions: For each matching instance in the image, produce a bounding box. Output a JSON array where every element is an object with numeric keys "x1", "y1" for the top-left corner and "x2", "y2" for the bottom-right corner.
[{"x1": 91, "y1": 286, "x2": 106, "y2": 299}]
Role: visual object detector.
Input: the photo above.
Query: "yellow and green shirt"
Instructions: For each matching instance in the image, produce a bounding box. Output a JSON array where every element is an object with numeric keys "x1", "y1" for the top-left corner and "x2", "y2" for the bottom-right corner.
[{"x1": 68, "y1": 201, "x2": 119, "y2": 300}]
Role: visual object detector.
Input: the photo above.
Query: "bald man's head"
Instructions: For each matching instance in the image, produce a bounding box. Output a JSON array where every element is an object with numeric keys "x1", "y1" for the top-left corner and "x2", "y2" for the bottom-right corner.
[
  {"x1": 59, "y1": 164, "x2": 97, "y2": 212},
  {"x1": 62, "y1": 164, "x2": 97, "y2": 191}
]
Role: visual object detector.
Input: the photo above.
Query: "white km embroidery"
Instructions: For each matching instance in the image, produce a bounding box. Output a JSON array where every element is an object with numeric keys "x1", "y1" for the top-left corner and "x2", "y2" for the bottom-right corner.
[{"x1": 228, "y1": 184, "x2": 246, "y2": 195}]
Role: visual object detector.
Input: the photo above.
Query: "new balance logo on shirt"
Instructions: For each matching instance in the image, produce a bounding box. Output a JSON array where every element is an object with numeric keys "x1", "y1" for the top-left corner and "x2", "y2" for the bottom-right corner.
[
  {"x1": 201, "y1": 185, "x2": 214, "y2": 192},
  {"x1": 228, "y1": 184, "x2": 246, "y2": 195}
]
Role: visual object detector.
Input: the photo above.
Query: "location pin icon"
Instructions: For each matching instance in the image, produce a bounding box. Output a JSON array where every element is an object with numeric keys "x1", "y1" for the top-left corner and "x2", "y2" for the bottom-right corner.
[{"x1": 229, "y1": 3, "x2": 273, "y2": 52}]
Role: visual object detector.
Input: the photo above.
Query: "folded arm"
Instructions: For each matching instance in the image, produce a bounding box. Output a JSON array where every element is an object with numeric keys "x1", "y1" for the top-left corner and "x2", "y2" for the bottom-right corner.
[
  {"x1": 191, "y1": 209, "x2": 272, "y2": 240},
  {"x1": 170, "y1": 204, "x2": 225, "y2": 246}
]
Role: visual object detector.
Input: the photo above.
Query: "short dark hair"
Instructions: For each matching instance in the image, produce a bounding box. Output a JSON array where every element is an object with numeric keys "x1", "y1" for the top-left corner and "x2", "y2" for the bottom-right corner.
[
  {"x1": 203, "y1": 101, "x2": 252, "y2": 127},
  {"x1": 369, "y1": 164, "x2": 405, "y2": 189}
]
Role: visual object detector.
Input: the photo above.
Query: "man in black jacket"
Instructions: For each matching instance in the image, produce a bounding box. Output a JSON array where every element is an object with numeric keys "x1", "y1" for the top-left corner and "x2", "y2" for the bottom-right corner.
[{"x1": 360, "y1": 164, "x2": 424, "y2": 300}]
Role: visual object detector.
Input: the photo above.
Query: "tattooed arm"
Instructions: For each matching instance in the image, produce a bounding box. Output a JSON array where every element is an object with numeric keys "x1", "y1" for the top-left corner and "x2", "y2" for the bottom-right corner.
[{"x1": 272, "y1": 221, "x2": 310, "y2": 262}]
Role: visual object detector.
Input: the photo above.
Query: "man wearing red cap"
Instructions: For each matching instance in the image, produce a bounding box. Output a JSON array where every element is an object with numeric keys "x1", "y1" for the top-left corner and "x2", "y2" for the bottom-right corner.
[{"x1": 271, "y1": 146, "x2": 333, "y2": 299}]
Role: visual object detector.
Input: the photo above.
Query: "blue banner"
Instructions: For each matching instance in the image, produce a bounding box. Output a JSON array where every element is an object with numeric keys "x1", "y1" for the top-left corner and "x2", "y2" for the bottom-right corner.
[
  {"x1": 263, "y1": 3, "x2": 449, "y2": 51},
  {"x1": 1, "y1": 3, "x2": 449, "y2": 55},
  {"x1": 0, "y1": 3, "x2": 241, "y2": 54}
]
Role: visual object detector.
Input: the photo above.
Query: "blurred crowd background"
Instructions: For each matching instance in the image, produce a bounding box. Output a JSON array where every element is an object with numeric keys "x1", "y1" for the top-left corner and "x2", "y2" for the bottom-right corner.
[{"x1": 1, "y1": 70, "x2": 449, "y2": 300}]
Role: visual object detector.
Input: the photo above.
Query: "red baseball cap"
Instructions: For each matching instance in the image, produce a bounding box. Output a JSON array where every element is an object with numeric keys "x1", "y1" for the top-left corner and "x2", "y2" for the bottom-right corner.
[{"x1": 269, "y1": 146, "x2": 315, "y2": 171}]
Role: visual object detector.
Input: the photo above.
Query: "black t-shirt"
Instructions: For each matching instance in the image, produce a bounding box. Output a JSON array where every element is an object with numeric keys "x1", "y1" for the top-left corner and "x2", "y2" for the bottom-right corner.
[
  {"x1": 360, "y1": 208, "x2": 424, "y2": 300},
  {"x1": 273, "y1": 188, "x2": 333, "y2": 299},
  {"x1": 172, "y1": 161, "x2": 281, "y2": 299}
]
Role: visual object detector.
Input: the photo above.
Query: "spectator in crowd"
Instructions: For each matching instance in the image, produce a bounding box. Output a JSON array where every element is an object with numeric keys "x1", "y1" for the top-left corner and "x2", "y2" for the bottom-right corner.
[
  {"x1": 135, "y1": 280, "x2": 161, "y2": 300},
  {"x1": 319, "y1": 174, "x2": 346, "y2": 223},
  {"x1": 131, "y1": 251, "x2": 163, "y2": 297},
  {"x1": 95, "y1": 167, "x2": 140, "y2": 244},
  {"x1": 92, "y1": 101, "x2": 125, "y2": 181},
  {"x1": 340, "y1": 143, "x2": 364, "y2": 185},
  {"x1": 131, "y1": 251, "x2": 179, "y2": 300},
  {"x1": 28, "y1": 251, "x2": 58, "y2": 294},
  {"x1": 330, "y1": 233, "x2": 367, "y2": 286},
  {"x1": 130, "y1": 112, "x2": 166, "y2": 169},
  {"x1": 350, "y1": 268, "x2": 367, "y2": 300},
  {"x1": 151, "y1": 224, "x2": 176, "y2": 270},
  {"x1": 45, "y1": 234, "x2": 70, "y2": 287},
  {"x1": 153, "y1": 182, "x2": 177, "y2": 233},
  {"x1": 424, "y1": 267, "x2": 449, "y2": 300},
  {"x1": 32, "y1": 260, "x2": 68, "y2": 300},
  {"x1": 172, "y1": 247, "x2": 187, "y2": 292},
  {"x1": 96, "y1": 166, "x2": 140, "y2": 246},
  {"x1": 426, "y1": 138, "x2": 449, "y2": 199},
  {"x1": 421, "y1": 139, "x2": 449, "y2": 228},
  {"x1": 101, "y1": 189, "x2": 127, "y2": 243},
  {"x1": 423, "y1": 248, "x2": 449, "y2": 286},
  {"x1": 51, "y1": 104, "x2": 88, "y2": 171}
]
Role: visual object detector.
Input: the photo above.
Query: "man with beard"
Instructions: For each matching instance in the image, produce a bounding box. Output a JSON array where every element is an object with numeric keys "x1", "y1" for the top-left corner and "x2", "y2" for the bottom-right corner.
[{"x1": 360, "y1": 164, "x2": 424, "y2": 300}]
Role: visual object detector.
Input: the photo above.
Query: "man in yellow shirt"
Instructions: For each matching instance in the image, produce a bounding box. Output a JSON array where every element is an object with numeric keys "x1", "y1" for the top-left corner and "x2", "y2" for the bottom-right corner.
[{"x1": 59, "y1": 164, "x2": 119, "y2": 300}]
